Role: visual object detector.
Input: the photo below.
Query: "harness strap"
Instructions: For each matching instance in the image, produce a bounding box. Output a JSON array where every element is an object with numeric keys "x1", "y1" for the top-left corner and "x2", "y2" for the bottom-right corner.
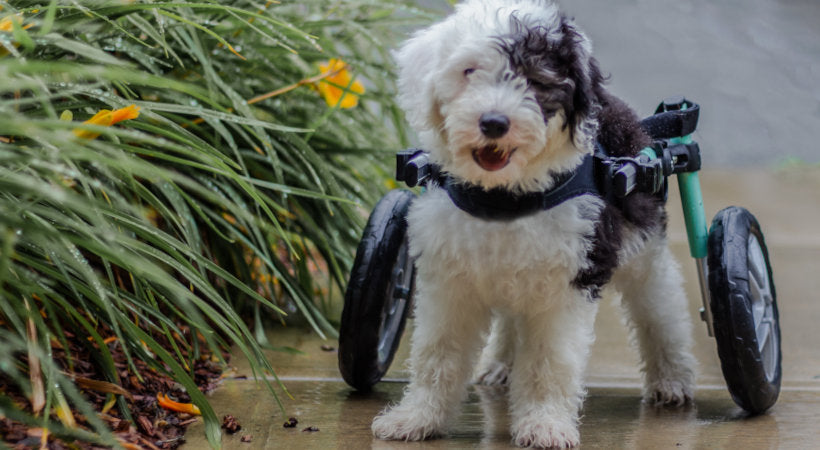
[
  {"x1": 443, "y1": 153, "x2": 600, "y2": 221},
  {"x1": 640, "y1": 97, "x2": 700, "y2": 140}
]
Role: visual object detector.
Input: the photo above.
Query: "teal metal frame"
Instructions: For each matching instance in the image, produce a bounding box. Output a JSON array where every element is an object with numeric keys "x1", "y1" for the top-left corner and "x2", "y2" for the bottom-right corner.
[{"x1": 643, "y1": 133, "x2": 715, "y2": 336}]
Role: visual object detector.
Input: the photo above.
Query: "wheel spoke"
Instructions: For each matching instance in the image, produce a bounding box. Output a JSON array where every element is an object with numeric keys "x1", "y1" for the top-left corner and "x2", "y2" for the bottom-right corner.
[
  {"x1": 758, "y1": 315, "x2": 778, "y2": 381},
  {"x1": 756, "y1": 317, "x2": 772, "y2": 350},
  {"x1": 747, "y1": 234, "x2": 775, "y2": 337},
  {"x1": 748, "y1": 269, "x2": 767, "y2": 324},
  {"x1": 377, "y1": 237, "x2": 413, "y2": 364},
  {"x1": 747, "y1": 235, "x2": 771, "y2": 301},
  {"x1": 745, "y1": 234, "x2": 779, "y2": 381}
]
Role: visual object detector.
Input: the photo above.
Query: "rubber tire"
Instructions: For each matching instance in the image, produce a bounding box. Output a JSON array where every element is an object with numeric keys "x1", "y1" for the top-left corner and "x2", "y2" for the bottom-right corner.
[
  {"x1": 338, "y1": 189, "x2": 416, "y2": 391},
  {"x1": 708, "y1": 206, "x2": 781, "y2": 414}
]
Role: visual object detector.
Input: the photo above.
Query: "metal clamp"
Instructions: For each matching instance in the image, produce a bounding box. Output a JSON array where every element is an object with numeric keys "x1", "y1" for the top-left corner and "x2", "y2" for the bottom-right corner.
[{"x1": 655, "y1": 141, "x2": 702, "y2": 175}]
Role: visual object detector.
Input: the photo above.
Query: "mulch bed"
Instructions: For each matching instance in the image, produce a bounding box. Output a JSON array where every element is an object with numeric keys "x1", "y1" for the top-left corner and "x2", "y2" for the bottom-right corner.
[{"x1": 0, "y1": 328, "x2": 227, "y2": 449}]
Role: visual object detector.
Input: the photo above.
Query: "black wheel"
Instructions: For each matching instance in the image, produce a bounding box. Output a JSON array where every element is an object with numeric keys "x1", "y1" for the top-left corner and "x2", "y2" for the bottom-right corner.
[
  {"x1": 708, "y1": 206, "x2": 781, "y2": 414},
  {"x1": 339, "y1": 189, "x2": 416, "y2": 391}
]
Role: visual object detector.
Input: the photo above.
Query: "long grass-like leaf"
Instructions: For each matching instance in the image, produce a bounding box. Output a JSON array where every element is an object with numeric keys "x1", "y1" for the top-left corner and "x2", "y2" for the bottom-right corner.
[{"x1": 0, "y1": 0, "x2": 435, "y2": 446}]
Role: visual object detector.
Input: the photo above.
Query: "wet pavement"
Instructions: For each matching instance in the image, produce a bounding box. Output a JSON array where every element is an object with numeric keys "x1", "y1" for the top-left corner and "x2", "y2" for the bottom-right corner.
[{"x1": 183, "y1": 167, "x2": 820, "y2": 449}]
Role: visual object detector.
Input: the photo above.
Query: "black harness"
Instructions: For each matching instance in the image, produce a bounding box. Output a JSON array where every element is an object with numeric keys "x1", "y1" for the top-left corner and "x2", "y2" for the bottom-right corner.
[
  {"x1": 394, "y1": 98, "x2": 702, "y2": 221},
  {"x1": 442, "y1": 153, "x2": 600, "y2": 221}
]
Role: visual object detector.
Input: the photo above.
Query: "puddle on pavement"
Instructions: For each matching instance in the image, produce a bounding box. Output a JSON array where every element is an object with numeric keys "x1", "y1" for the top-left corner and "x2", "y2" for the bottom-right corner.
[{"x1": 184, "y1": 379, "x2": 820, "y2": 449}]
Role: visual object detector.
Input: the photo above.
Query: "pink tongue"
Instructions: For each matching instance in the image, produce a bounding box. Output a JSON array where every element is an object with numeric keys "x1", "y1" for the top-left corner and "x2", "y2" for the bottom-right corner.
[{"x1": 473, "y1": 146, "x2": 511, "y2": 171}]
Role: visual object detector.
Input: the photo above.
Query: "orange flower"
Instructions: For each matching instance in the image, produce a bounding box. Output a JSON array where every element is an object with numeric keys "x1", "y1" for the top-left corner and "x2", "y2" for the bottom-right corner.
[
  {"x1": 0, "y1": 11, "x2": 34, "y2": 56},
  {"x1": 0, "y1": 13, "x2": 28, "y2": 32},
  {"x1": 315, "y1": 59, "x2": 365, "y2": 109},
  {"x1": 73, "y1": 104, "x2": 141, "y2": 139},
  {"x1": 156, "y1": 393, "x2": 201, "y2": 415}
]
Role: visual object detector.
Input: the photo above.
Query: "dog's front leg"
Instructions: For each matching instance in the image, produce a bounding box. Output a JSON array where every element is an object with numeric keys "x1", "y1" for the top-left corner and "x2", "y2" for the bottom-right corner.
[
  {"x1": 508, "y1": 295, "x2": 598, "y2": 449},
  {"x1": 372, "y1": 282, "x2": 490, "y2": 441}
]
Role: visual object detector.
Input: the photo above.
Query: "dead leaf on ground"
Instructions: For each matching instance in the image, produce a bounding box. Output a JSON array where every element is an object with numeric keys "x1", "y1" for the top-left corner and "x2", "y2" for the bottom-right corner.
[{"x1": 221, "y1": 415, "x2": 241, "y2": 434}]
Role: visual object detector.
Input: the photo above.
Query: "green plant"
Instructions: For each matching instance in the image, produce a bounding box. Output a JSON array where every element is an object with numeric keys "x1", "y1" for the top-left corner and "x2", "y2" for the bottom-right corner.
[{"x1": 0, "y1": 0, "x2": 434, "y2": 447}]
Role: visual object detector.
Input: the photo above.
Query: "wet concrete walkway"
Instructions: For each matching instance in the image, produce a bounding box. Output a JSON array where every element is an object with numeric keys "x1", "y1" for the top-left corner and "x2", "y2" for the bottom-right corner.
[{"x1": 184, "y1": 167, "x2": 820, "y2": 449}]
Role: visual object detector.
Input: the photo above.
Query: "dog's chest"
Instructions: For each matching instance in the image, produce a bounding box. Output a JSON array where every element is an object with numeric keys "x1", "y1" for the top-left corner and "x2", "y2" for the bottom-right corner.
[{"x1": 407, "y1": 188, "x2": 602, "y2": 298}]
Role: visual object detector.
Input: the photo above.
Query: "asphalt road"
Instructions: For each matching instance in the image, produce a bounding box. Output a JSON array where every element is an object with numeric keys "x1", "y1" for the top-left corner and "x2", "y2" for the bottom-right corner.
[{"x1": 561, "y1": 0, "x2": 820, "y2": 167}]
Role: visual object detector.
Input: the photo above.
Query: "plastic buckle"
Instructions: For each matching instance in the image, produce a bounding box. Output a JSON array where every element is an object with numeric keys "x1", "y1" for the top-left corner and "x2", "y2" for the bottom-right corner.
[
  {"x1": 396, "y1": 149, "x2": 434, "y2": 188},
  {"x1": 604, "y1": 155, "x2": 665, "y2": 198},
  {"x1": 657, "y1": 96, "x2": 687, "y2": 112},
  {"x1": 641, "y1": 97, "x2": 701, "y2": 140}
]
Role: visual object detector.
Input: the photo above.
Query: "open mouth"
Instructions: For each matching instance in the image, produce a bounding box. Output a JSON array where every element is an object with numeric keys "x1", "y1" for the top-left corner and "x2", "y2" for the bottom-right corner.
[{"x1": 471, "y1": 145, "x2": 516, "y2": 171}]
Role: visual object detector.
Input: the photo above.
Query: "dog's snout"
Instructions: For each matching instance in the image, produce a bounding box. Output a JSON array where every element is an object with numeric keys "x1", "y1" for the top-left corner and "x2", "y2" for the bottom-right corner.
[{"x1": 479, "y1": 112, "x2": 510, "y2": 139}]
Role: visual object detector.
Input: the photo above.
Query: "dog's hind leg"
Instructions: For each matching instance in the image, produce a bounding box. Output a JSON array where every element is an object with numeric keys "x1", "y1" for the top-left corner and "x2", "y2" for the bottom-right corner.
[
  {"x1": 612, "y1": 233, "x2": 697, "y2": 406},
  {"x1": 508, "y1": 296, "x2": 598, "y2": 449},
  {"x1": 475, "y1": 312, "x2": 515, "y2": 386},
  {"x1": 372, "y1": 280, "x2": 490, "y2": 441}
]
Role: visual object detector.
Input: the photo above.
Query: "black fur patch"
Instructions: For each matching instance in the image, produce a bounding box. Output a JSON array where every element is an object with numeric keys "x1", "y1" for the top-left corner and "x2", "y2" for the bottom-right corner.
[
  {"x1": 498, "y1": 15, "x2": 601, "y2": 142},
  {"x1": 572, "y1": 194, "x2": 667, "y2": 298},
  {"x1": 495, "y1": 11, "x2": 669, "y2": 296},
  {"x1": 595, "y1": 90, "x2": 668, "y2": 230},
  {"x1": 595, "y1": 90, "x2": 653, "y2": 157},
  {"x1": 573, "y1": 204, "x2": 622, "y2": 298},
  {"x1": 575, "y1": 101, "x2": 667, "y2": 296},
  {"x1": 622, "y1": 193, "x2": 668, "y2": 232},
  {"x1": 592, "y1": 76, "x2": 668, "y2": 231}
]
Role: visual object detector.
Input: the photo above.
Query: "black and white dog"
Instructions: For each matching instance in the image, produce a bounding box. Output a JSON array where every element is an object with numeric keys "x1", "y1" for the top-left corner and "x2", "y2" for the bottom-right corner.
[{"x1": 372, "y1": 0, "x2": 696, "y2": 447}]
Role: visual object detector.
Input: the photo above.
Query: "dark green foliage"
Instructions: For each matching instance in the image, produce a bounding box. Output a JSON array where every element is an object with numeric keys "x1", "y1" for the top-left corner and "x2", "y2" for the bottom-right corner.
[{"x1": 0, "y1": 0, "x2": 435, "y2": 447}]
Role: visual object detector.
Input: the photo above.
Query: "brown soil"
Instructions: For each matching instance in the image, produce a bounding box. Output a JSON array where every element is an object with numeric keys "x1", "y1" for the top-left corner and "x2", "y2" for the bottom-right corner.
[{"x1": 0, "y1": 328, "x2": 227, "y2": 449}]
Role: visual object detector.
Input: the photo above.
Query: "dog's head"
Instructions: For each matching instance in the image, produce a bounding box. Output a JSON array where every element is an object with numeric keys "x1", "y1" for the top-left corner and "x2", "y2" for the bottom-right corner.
[{"x1": 395, "y1": 0, "x2": 603, "y2": 191}]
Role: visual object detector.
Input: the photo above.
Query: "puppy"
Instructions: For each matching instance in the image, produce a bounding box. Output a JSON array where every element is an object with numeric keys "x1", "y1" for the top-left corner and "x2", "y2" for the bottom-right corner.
[{"x1": 372, "y1": 0, "x2": 697, "y2": 447}]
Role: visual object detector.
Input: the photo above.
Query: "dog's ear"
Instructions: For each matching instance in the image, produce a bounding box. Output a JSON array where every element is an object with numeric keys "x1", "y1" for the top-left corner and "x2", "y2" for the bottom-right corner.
[
  {"x1": 557, "y1": 16, "x2": 602, "y2": 152},
  {"x1": 393, "y1": 26, "x2": 446, "y2": 135}
]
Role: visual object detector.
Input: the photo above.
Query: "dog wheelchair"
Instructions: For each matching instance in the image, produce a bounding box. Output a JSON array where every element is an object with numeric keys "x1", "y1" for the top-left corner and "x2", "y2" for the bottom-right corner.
[{"x1": 338, "y1": 97, "x2": 781, "y2": 414}]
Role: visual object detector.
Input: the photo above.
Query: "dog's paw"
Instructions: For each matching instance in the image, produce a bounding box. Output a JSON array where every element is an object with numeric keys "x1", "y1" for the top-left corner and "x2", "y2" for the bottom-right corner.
[
  {"x1": 645, "y1": 376, "x2": 694, "y2": 407},
  {"x1": 372, "y1": 406, "x2": 444, "y2": 441},
  {"x1": 512, "y1": 417, "x2": 579, "y2": 449},
  {"x1": 476, "y1": 361, "x2": 511, "y2": 386}
]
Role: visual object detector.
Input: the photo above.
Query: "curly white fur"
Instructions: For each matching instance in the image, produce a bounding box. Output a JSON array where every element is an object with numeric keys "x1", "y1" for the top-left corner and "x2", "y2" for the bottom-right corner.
[{"x1": 373, "y1": 0, "x2": 697, "y2": 447}]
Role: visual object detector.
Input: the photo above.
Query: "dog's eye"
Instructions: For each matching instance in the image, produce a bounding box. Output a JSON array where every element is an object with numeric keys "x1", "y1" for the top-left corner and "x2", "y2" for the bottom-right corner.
[
  {"x1": 529, "y1": 79, "x2": 548, "y2": 91},
  {"x1": 463, "y1": 68, "x2": 476, "y2": 77}
]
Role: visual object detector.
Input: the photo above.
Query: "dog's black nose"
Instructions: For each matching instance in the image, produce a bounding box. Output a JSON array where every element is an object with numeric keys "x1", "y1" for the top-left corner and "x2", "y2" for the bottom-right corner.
[{"x1": 479, "y1": 112, "x2": 510, "y2": 139}]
